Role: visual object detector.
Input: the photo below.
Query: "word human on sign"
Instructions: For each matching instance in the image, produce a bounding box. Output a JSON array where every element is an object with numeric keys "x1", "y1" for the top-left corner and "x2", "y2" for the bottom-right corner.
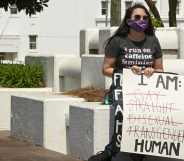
[
  {"x1": 134, "y1": 139, "x2": 180, "y2": 156},
  {"x1": 120, "y1": 69, "x2": 184, "y2": 159}
]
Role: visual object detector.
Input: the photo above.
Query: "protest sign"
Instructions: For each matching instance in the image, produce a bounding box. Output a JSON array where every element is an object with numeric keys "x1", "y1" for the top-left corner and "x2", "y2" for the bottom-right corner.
[{"x1": 120, "y1": 69, "x2": 184, "y2": 159}]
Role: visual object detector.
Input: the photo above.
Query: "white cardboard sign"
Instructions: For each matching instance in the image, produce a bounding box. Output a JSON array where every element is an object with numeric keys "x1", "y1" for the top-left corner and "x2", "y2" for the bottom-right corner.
[{"x1": 120, "y1": 69, "x2": 184, "y2": 159}]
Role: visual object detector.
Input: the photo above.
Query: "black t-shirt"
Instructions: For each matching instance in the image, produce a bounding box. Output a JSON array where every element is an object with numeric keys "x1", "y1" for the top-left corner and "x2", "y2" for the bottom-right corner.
[{"x1": 105, "y1": 35, "x2": 162, "y2": 70}]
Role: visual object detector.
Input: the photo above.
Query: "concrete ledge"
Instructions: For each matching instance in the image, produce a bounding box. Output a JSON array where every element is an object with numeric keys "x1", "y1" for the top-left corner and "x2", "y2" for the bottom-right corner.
[
  {"x1": 81, "y1": 55, "x2": 107, "y2": 88},
  {"x1": 55, "y1": 55, "x2": 81, "y2": 92},
  {"x1": 99, "y1": 27, "x2": 117, "y2": 55},
  {"x1": 58, "y1": 56, "x2": 81, "y2": 92},
  {"x1": 11, "y1": 94, "x2": 84, "y2": 154},
  {"x1": 69, "y1": 102, "x2": 112, "y2": 160},
  {"x1": 0, "y1": 88, "x2": 52, "y2": 130},
  {"x1": 163, "y1": 59, "x2": 184, "y2": 75},
  {"x1": 80, "y1": 28, "x2": 99, "y2": 56},
  {"x1": 80, "y1": 27, "x2": 184, "y2": 58},
  {"x1": 155, "y1": 27, "x2": 178, "y2": 50},
  {"x1": 179, "y1": 28, "x2": 184, "y2": 58},
  {"x1": 81, "y1": 55, "x2": 184, "y2": 89}
]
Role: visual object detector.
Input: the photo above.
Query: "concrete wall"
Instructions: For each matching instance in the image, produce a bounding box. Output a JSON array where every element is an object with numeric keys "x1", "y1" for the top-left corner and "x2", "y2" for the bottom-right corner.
[
  {"x1": 178, "y1": 28, "x2": 184, "y2": 59},
  {"x1": 0, "y1": 88, "x2": 52, "y2": 130},
  {"x1": 11, "y1": 94, "x2": 84, "y2": 154},
  {"x1": 98, "y1": 27, "x2": 180, "y2": 57},
  {"x1": 81, "y1": 55, "x2": 105, "y2": 89},
  {"x1": 81, "y1": 55, "x2": 184, "y2": 89},
  {"x1": 99, "y1": 27, "x2": 117, "y2": 54},
  {"x1": 163, "y1": 59, "x2": 184, "y2": 75},
  {"x1": 69, "y1": 102, "x2": 111, "y2": 160},
  {"x1": 155, "y1": 27, "x2": 178, "y2": 57},
  {"x1": 25, "y1": 55, "x2": 81, "y2": 92},
  {"x1": 80, "y1": 28, "x2": 99, "y2": 56},
  {"x1": 10, "y1": 93, "x2": 181, "y2": 161},
  {"x1": 58, "y1": 55, "x2": 81, "y2": 92},
  {"x1": 80, "y1": 27, "x2": 182, "y2": 59},
  {"x1": 25, "y1": 56, "x2": 54, "y2": 87}
]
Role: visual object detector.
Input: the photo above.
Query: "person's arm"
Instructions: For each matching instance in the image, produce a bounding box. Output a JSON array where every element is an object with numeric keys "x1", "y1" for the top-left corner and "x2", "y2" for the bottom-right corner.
[
  {"x1": 143, "y1": 57, "x2": 163, "y2": 77},
  {"x1": 153, "y1": 57, "x2": 163, "y2": 72},
  {"x1": 102, "y1": 56, "x2": 116, "y2": 77},
  {"x1": 103, "y1": 36, "x2": 120, "y2": 77}
]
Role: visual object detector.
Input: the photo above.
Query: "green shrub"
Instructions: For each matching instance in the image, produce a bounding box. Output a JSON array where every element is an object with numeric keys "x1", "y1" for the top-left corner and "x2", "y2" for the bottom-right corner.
[
  {"x1": 0, "y1": 64, "x2": 45, "y2": 88},
  {"x1": 150, "y1": 15, "x2": 162, "y2": 28}
]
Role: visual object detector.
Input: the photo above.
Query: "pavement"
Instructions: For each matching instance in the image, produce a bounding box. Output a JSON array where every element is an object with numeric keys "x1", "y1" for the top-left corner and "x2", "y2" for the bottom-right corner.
[
  {"x1": 0, "y1": 131, "x2": 82, "y2": 161},
  {"x1": 0, "y1": 131, "x2": 177, "y2": 161}
]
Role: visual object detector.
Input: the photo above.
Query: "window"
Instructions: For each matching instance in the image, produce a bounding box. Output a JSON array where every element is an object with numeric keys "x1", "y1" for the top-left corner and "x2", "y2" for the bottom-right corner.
[
  {"x1": 125, "y1": 1, "x2": 133, "y2": 10},
  {"x1": 29, "y1": 35, "x2": 37, "y2": 50},
  {"x1": 101, "y1": 1, "x2": 108, "y2": 15},
  {"x1": 10, "y1": 5, "x2": 18, "y2": 14},
  {"x1": 176, "y1": 0, "x2": 181, "y2": 15}
]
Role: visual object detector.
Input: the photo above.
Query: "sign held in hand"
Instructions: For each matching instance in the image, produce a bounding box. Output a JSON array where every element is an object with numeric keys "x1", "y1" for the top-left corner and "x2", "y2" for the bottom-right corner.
[{"x1": 119, "y1": 69, "x2": 184, "y2": 159}]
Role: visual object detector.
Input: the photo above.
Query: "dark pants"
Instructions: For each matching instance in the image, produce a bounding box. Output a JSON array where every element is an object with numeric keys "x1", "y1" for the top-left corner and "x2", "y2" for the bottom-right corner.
[{"x1": 104, "y1": 70, "x2": 145, "y2": 161}]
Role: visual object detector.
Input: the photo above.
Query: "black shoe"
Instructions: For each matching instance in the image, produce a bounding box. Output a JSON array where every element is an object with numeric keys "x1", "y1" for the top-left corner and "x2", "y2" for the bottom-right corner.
[{"x1": 88, "y1": 151, "x2": 112, "y2": 161}]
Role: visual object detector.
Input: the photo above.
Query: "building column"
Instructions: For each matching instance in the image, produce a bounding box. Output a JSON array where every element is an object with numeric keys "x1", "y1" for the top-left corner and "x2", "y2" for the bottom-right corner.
[{"x1": 178, "y1": 27, "x2": 184, "y2": 59}]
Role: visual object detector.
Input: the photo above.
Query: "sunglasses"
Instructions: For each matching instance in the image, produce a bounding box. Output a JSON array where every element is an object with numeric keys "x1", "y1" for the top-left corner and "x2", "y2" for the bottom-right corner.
[{"x1": 133, "y1": 15, "x2": 148, "y2": 21}]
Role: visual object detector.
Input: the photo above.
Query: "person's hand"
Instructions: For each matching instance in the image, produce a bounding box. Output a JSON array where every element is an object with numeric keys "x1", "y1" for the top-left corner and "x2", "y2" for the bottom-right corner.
[
  {"x1": 131, "y1": 65, "x2": 142, "y2": 75},
  {"x1": 143, "y1": 67, "x2": 154, "y2": 77}
]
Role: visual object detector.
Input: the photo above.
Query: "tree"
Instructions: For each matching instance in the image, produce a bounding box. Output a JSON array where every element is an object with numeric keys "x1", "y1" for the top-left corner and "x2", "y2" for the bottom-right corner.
[
  {"x1": 110, "y1": 0, "x2": 177, "y2": 27},
  {"x1": 110, "y1": 0, "x2": 163, "y2": 27},
  {"x1": 144, "y1": 0, "x2": 164, "y2": 27},
  {"x1": 110, "y1": 0, "x2": 121, "y2": 26},
  {"x1": 168, "y1": 0, "x2": 177, "y2": 27},
  {"x1": 0, "y1": 0, "x2": 49, "y2": 16}
]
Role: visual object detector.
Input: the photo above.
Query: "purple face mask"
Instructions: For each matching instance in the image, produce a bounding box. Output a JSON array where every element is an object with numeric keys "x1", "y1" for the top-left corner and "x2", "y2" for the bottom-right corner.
[{"x1": 127, "y1": 19, "x2": 148, "y2": 32}]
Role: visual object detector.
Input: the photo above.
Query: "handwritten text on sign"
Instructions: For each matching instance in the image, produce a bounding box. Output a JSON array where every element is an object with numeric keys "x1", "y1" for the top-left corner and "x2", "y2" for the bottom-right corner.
[{"x1": 120, "y1": 69, "x2": 184, "y2": 159}]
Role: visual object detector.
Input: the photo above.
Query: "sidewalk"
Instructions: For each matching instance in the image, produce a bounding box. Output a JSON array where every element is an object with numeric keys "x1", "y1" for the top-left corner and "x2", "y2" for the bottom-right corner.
[{"x1": 0, "y1": 131, "x2": 82, "y2": 161}]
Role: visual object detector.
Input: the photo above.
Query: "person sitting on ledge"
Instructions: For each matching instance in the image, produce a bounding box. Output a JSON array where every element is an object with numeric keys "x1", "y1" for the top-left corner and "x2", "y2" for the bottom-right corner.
[{"x1": 88, "y1": 3, "x2": 163, "y2": 161}]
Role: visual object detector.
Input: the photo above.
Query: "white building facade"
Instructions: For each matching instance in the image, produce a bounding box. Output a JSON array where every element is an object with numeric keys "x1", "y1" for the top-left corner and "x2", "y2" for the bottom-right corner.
[
  {"x1": 0, "y1": 0, "x2": 183, "y2": 61},
  {"x1": 99, "y1": 0, "x2": 184, "y2": 27}
]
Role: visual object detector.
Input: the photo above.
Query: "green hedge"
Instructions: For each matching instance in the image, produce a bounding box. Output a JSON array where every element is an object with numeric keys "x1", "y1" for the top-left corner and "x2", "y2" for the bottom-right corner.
[
  {"x1": 0, "y1": 64, "x2": 45, "y2": 88},
  {"x1": 150, "y1": 15, "x2": 162, "y2": 28}
]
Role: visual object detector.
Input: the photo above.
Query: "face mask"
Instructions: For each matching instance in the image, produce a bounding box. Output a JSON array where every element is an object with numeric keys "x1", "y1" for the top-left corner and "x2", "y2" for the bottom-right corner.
[{"x1": 127, "y1": 19, "x2": 148, "y2": 32}]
